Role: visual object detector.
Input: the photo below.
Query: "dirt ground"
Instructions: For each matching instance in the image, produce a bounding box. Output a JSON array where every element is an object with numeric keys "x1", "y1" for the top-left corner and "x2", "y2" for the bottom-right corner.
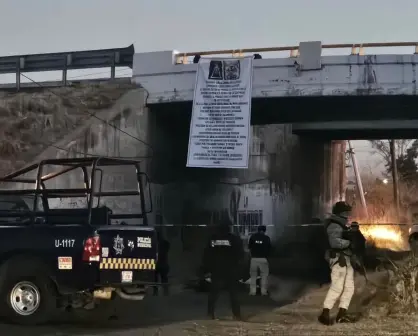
[{"x1": 1, "y1": 274, "x2": 417, "y2": 336}]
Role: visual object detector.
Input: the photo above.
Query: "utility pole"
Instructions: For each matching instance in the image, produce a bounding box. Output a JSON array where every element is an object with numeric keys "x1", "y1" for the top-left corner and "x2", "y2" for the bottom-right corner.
[
  {"x1": 339, "y1": 141, "x2": 347, "y2": 201},
  {"x1": 348, "y1": 141, "x2": 368, "y2": 218},
  {"x1": 389, "y1": 139, "x2": 400, "y2": 220}
]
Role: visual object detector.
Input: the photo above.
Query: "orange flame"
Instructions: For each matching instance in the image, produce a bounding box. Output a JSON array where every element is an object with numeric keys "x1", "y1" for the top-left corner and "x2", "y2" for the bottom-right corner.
[{"x1": 360, "y1": 225, "x2": 407, "y2": 251}]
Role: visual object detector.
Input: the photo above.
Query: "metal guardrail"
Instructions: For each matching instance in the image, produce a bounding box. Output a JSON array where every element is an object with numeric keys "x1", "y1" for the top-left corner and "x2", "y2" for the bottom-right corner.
[
  {"x1": 0, "y1": 77, "x2": 132, "y2": 92},
  {"x1": 0, "y1": 44, "x2": 134, "y2": 90},
  {"x1": 175, "y1": 41, "x2": 418, "y2": 64}
]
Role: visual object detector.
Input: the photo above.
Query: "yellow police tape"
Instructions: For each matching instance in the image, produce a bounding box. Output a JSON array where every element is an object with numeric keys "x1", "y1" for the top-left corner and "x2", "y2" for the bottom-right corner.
[{"x1": 99, "y1": 258, "x2": 156, "y2": 270}]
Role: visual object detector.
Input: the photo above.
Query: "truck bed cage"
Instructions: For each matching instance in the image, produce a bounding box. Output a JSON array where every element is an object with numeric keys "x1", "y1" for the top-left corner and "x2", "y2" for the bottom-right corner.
[
  {"x1": 0, "y1": 157, "x2": 150, "y2": 226},
  {"x1": 0, "y1": 157, "x2": 141, "y2": 183}
]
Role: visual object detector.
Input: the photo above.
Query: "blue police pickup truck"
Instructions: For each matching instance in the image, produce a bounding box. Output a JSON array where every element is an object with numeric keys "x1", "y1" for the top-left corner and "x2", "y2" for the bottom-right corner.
[{"x1": 0, "y1": 157, "x2": 158, "y2": 325}]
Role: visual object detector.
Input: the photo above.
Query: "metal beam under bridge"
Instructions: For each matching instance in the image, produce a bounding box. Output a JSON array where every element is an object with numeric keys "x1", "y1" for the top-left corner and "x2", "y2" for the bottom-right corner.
[{"x1": 293, "y1": 120, "x2": 418, "y2": 139}]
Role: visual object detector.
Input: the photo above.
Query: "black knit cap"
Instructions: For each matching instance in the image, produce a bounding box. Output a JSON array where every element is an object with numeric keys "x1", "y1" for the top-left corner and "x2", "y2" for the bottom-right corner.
[{"x1": 258, "y1": 225, "x2": 266, "y2": 233}]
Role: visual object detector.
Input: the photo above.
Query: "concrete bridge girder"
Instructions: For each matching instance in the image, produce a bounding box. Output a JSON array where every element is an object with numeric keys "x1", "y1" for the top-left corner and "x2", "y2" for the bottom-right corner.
[
  {"x1": 298, "y1": 138, "x2": 346, "y2": 220},
  {"x1": 6, "y1": 43, "x2": 415, "y2": 247},
  {"x1": 133, "y1": 50, "x2": 418, "y2": 103},
  {"x1": 14, "y1": 45, "x2": 405, "y2": 239}
]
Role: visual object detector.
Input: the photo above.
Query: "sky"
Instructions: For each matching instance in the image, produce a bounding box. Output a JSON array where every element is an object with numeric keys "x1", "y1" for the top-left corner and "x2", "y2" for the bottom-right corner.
[
  {"x1": 1, "y1": 0, "x2": 416, "y2": 175},
  {"x1": 1, "y1": 0, "x2": 417, "y2": 55}
]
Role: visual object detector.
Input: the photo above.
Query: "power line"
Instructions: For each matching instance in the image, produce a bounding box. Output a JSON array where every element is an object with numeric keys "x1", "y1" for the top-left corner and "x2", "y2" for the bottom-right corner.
[
  {"x1": 20, "y1": 73, "x2": 154, "y2": 154},
  {"x1": 31, "y1": 137, "x2": 152, "y2": 160},
  {"x1": 34, "y1": 140, "x2": 97, "y2": 158}
]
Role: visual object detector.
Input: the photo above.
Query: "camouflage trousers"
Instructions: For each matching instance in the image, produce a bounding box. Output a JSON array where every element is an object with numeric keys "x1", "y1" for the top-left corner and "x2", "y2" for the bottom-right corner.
[{"x1": 323, "y1": 255, "x2": 355, "y2": 310}]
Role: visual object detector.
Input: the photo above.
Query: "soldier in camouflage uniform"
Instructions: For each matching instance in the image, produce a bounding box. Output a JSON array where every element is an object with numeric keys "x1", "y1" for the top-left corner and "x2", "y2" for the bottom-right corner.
[{"x1": 318, "y1": 201, "x2": 356, "y2": 325}]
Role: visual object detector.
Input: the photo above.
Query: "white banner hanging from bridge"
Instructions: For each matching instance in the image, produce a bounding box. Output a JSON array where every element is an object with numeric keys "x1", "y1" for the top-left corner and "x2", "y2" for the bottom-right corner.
[{"x1": 186, "y1": 57, "x2": 253, "y2": 169}]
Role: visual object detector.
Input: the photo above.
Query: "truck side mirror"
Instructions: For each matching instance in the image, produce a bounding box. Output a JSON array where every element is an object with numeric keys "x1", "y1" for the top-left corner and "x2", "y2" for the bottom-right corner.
[{"x1": 139, "y1": 172, "x2": 152, "y2": 214}]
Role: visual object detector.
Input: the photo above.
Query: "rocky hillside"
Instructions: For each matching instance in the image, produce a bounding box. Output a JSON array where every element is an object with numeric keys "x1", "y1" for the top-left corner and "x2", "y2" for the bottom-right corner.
[{"x1": 0, "y1": 82, "x2": 134, "y2": 176}]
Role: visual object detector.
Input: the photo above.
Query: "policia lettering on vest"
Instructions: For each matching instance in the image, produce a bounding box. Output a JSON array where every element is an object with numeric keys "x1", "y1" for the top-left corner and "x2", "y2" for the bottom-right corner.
[{"x1": 318, "y1": 201, "x2": 365, "y2": 325}]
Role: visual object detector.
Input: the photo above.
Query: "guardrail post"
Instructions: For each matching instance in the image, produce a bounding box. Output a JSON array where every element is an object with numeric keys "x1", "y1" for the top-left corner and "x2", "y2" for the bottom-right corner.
[
  {"x1": 62, "y1": 55, "x2": 68, "y2": 86},
  {"x1": 110, "y1": 52, "x2": 116, "y2": 80},
  {"x1": 182, "y1": 54, "x2": 188, "y2": 64},
  {"x1": 16, "y1": 59, "x2": 21, "y2": 92}
]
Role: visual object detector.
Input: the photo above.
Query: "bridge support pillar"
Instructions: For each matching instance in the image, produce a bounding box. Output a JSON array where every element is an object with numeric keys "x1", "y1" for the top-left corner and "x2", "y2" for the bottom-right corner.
[{"x1": 298, "y1": 138, "x2": 346, "y2": 221}]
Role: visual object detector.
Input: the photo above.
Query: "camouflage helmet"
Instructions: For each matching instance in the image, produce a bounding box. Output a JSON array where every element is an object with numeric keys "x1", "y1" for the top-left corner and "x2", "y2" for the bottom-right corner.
[{"x1": 332, "y1": 201, "x2": 352, "y2": 215}]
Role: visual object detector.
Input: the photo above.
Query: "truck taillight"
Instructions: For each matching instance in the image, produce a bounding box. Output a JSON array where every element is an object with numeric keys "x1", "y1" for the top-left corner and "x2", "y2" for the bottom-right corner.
[{"x1": 83, "y1": 236, "x2": 101, "y2": 262}]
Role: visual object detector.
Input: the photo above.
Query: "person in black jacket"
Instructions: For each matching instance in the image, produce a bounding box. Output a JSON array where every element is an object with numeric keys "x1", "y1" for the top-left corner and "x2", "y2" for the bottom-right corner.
[
  {"x1": 154, "y1": 231, "x2": 170, "y2": 296},
  {"x1": 347, "y1": 222, "x2": 366, "y2": 260},
  {"x1": 201, "y1": 223, "x2": 245, "y2": 320},
  {"x1": 248, "y1": 225, "x2": 271, "y2": 296}
]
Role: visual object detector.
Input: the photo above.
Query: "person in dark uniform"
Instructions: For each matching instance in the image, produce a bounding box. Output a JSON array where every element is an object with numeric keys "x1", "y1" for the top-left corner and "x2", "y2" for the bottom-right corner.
[
  {"x1": 248, "y1": 225, "x2": 271, "y2": 296},
  {"x1": 202, "y1": 223, "x2": 245, "y2": 321},
  {"x1": 346, "y1": 221, "x2": 367, "y2": 273},
  {"x1": 154, "y1": 231, "x2": 170, "y2": 296},
  {"x1": 193, "y1": 54, "x2": 201, "y2": 63},
  {"x1": 347, "y1": 222, "x2": 366, "y2": 258}
]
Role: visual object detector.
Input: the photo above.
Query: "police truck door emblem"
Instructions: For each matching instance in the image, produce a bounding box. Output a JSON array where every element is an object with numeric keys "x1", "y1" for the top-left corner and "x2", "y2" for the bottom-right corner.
[
  {"x1": 127, "y1": 240, "x2": 134, "y2": 250},
  {"x1": 113, "y1": 235, "x2": 124, "y2": 255}
]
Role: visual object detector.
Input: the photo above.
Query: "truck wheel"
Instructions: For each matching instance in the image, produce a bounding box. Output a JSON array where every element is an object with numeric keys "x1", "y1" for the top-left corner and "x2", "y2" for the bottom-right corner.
[{"x1": 2, "y1": 274, "x2": 57, "y2": 325}]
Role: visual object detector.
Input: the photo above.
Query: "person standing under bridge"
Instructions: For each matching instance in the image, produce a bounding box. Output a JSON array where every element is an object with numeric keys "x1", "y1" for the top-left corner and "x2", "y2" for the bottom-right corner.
[
  {"x1": 248, "y1": 225, "x2": 271, "y2": 296},
  {"x1": 318, "y1": 201, "x2": 356, "y2": 325},
  {"x1": 154, "y1": 231, "x2": 170, "y2": 296},
  {"x1": 201, "y1": 223, "x2": 245, "y2": 321}
]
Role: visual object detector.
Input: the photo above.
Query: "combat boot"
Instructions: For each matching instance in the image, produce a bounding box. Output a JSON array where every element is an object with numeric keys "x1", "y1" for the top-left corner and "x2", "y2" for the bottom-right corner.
[
  {"x1": 336, "y1": 308, "x2": 355, "y2": 323},
  {"x1": 318, "y1": 308, "x2": 332, "y2": 325}
]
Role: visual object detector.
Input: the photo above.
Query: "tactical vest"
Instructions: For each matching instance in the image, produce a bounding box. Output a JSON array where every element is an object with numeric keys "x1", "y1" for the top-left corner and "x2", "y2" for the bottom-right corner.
[{"x1": 323, "y1": 218, "x2": 350, "y2": 255}]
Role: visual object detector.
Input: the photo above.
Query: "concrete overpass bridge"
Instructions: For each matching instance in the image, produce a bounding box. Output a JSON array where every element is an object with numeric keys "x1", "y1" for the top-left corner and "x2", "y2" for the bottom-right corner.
[
  {"x1": 131, "y1": 41, "x2": 418, "y2": 232},
  {"x1": 1, "y1": 41, "x2": 418, "y2": 238}
]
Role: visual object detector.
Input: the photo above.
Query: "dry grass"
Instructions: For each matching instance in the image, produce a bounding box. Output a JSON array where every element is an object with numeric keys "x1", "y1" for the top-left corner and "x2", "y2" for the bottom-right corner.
[
  {"x1": 179, "y1": 251, "x2": 418, "y2": 335},
  {"x1": 0, "y1": 82, "x2": 133, "y2": 176},
  {"x1": 349, "y1": 171, "x2": 418, "y2": 224},
  {"x1": 359, "y1": 252, "x2": 418, "y2": 317}
]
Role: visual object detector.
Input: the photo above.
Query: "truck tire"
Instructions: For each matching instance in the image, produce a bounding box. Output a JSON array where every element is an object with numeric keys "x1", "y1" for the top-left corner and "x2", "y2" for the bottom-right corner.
[{"x1": 0, "y1": 264, "x2": 57, "y2": 325}]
